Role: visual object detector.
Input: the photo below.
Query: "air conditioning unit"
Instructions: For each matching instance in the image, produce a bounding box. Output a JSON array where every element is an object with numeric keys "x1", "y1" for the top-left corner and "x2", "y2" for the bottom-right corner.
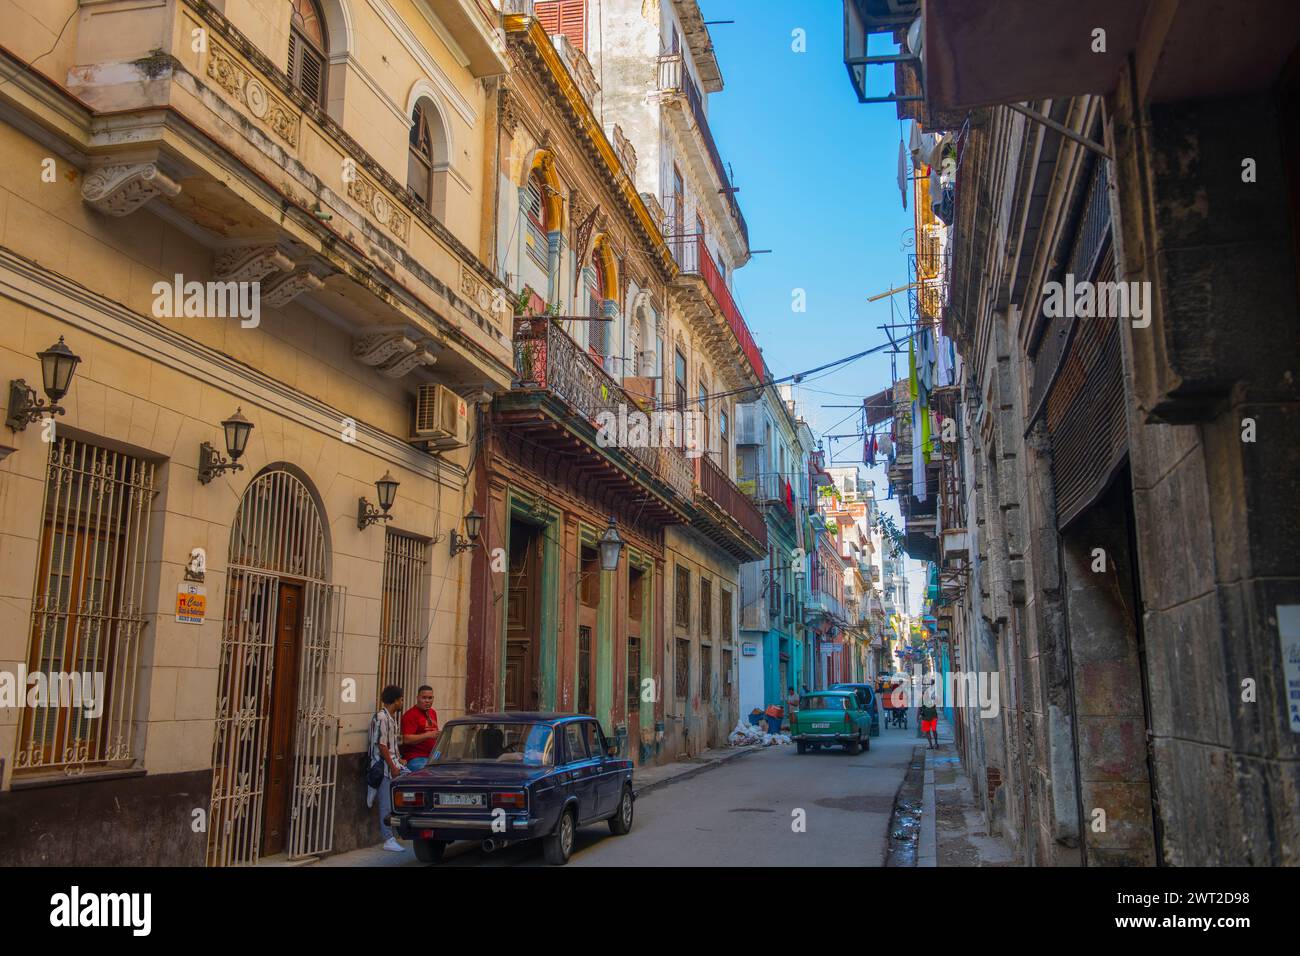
[
  {"x1": 636, "y1": 350, "x2": 656, "y2": 377},
  {"x1": 412, "y1": 384, "x2": 469, "y2": 449}
]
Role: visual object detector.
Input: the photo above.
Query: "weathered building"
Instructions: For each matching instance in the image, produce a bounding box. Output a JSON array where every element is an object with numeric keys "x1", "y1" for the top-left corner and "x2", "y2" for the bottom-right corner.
[
  {"x1": 0, "y1": 0, "x2": 511, "y2": 864},
  {"x1": 845, "y1": 0, "x2": 1300, "y2": 865}
]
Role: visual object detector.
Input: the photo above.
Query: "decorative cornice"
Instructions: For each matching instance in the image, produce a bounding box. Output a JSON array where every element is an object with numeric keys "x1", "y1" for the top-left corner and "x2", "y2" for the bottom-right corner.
[{"x1": 503, "y1": 16, "x2": 677, "y2": 282}]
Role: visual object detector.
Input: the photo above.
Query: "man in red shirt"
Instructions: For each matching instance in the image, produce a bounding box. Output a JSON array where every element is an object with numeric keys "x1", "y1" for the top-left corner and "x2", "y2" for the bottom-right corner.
[{"x1": 400, "y1": 685, "x2": 439, "y2": 771}]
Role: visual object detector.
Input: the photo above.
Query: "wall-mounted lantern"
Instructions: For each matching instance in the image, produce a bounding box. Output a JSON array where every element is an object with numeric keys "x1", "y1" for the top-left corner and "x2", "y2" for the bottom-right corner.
[
  {"x1": 450, "y1": 509, "x2": 484, "y2": 555},
  {"x1": 6, "y1": 337, "x2": 81, "y2": 431},
  {"x1": 198, "y1": 408, "x2": 255, "y2": 484},
  {"x1": 358, "y1": 471, "x2": 400, "y2": 529},
  {"x1": 597, "y1": 516, "x2": 623, "y2": 572}
]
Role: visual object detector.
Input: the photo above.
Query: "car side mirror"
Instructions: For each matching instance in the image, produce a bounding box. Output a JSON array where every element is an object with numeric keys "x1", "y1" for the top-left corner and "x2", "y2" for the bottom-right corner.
[{"x1": 606, "y1": 743, "x2": 619, "y2": 758}]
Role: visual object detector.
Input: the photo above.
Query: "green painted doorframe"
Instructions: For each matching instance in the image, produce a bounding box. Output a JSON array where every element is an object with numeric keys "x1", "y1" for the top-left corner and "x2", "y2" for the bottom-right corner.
[
  {"x1": 579, "y1": 523, "x2": 614, "y2": 727},
  {"x1": 501, "y1": 491, "x2": 561, "y2": 711}
]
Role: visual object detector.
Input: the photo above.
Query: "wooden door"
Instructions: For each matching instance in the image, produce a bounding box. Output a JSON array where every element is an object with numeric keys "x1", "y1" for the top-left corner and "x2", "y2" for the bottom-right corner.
[
  {"x1": 505, "y1": 525, "x2": 541, "y2": 711},
  {"x1": 262, "y1": 582, "x2": 302, "y2": 856}
]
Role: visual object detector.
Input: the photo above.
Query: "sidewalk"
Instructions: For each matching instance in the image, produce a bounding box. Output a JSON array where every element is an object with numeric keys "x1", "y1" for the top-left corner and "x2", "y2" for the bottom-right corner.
[
  {"x1": 298, "y1": 742, "x2": 764, "y2": 867},
  {"x1": 915, "y1": 716, "x2": 1015, "y2": 867}
]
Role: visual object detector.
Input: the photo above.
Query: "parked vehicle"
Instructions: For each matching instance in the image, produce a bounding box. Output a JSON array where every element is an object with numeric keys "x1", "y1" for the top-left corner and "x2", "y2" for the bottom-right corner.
[
  {"x1": 386, "y1": 713, "x2": 634, "y2": 865},
  {"x1": 831, "y1": 682, "x2": 881, "y2": 737},
  {"x1": 790, "y1": 690, "x2": 871, "y2": 755}
]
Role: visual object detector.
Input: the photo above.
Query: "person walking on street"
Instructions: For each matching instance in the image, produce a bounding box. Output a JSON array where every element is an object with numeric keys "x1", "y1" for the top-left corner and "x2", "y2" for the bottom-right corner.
[
  {"x1": 919, "y1": 687, "x2": 939, "y2": 749},
  {"x1": 369, "y1": 684, "x2": 408, "y2": 852},
  {"x1": 400, "y1": 685, "x2": 439, "y2": 771}
]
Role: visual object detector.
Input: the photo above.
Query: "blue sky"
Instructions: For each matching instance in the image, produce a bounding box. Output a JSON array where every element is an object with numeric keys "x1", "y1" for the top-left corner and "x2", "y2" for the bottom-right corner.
[{"x1": 701, "y1": 0, "x2": 926, "y2": 614}]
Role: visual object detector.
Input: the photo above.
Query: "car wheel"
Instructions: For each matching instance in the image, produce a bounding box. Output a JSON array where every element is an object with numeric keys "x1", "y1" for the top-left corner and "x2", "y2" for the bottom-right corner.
[
  {"x1": 796, "y1": 741, "x2": 807, "y2": 754},
  {"x1": 412, "y1": 838, "x2": 446, "y2": 863},
  {"x1": 543, "y1": 808, "x2": 576, "y2": 865},
  {"x1": 847, "y1": 737, "x2": 862, "y2": 755},
  {"x1": 864, "y1": 733, "x2": 871, "y2": 752},
  {"x1": 608, "y1": 786, "x2": 634, "y2": 835}
]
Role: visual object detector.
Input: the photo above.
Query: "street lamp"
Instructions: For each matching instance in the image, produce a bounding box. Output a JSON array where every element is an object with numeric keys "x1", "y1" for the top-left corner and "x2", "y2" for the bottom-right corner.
[
  {"x1": 6, "y1": 337, "x2": 81, "y2": 431},
  {"x1": 198, "y1": 408, "x2": 255, "y2": 484},
  {"x1": 358, "y1": 471, "x2": 400, "y2": 529},
  {"x1": 597, "y1": 516, "x2": 623, "y2": 572},
  {"x1": 450, "y1": 509, "x2": 484, "y2": 555}
]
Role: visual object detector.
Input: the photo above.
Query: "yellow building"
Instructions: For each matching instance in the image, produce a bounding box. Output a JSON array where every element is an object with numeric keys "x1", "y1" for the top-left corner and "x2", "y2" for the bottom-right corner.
[{"x1": 0, "y1": 0, "x2": 508, "y2": 865}]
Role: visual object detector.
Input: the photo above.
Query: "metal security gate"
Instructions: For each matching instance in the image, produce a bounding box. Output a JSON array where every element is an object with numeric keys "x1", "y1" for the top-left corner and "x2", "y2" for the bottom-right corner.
[
  {"x1": 376, "y1": 530, "x2": 430, "y2": 704},
  {"x1": 208, "y1": 468, "x2": 343, "y2": 865},
  {"x1": 17, "y1": 438, "x2": 156, "y2": 775}
]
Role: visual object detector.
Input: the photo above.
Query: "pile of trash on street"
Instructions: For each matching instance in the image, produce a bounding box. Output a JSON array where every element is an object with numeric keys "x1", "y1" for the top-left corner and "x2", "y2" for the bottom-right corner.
[{"x1": 728, "y1": 709, "x2": 792, "y2": 747}]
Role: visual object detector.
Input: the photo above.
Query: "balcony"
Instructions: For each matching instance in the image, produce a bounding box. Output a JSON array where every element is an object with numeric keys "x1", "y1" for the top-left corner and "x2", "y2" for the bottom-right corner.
[
  {"x1": 656, "y1": 54, "x2": 749, "y2": 252},
  {"x1": 668, "y1": 233, "x2": 767, "y2": 389},
  {"x1": 504, "y1": 317, "x2": 694, "y2": 521},
  {"x1": 691, "y1": 454, "x2": 768, "y2": 561},
  {"x1": 744, "y1": 471, "x2": 797, "y2": 522},
  {"x1": 52, "y1": 0, "x2": 513, "y2": 391}
]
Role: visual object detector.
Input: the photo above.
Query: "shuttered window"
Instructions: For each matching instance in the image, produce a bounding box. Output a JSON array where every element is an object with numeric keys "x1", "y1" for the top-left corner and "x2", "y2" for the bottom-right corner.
[
  {"x1": 1046, "y1": 249, "x2": 1127, "y2": 529},
  {"x1": 674, "y1": 565, "x2": 690, "y2": 630},
  {"x1": 408, "y1": 103, "x2": 435, "y2": 208},
  {"x1": 288, "y1": 0, "x2": 328, "y2": 107},
  {"x1": 535, "y1": 0, "x2": 587, "y2": 51}
]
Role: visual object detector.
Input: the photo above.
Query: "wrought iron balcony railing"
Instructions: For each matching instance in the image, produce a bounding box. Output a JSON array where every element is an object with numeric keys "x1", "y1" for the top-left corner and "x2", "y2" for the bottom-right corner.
[
  {"x1": 694, "y1": 453, "x2": 768, "y2": 548},
  {"x1": 514, "y1": 317, "x2": 693, "y2": 501},
  {"x1": 666, "y1": 233, "x2": 768, "y2": 384}
]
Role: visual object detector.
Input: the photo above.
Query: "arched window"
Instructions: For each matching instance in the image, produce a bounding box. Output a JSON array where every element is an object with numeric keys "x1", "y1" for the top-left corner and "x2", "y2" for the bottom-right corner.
[
  {"x1": 407, "y1": 100, "x2": 449, "y2": 219},
  {"x1": 288, "y1": 0, "x2": 328, "y2": 107},
  {"x1": 588, "y1": 252, "x2": 607, "y2": 360}
]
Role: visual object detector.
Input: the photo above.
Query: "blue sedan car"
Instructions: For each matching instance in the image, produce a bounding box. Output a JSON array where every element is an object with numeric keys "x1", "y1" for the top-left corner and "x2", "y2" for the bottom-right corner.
[{"x1": 387, "y1": 713, "x2": 635, "y2": 865}]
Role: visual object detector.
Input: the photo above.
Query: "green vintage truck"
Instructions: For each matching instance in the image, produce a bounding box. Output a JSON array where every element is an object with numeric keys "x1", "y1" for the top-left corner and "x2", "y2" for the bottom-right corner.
[{"x1": 791, "y1": 689, "x2": 872, "y2": 755}]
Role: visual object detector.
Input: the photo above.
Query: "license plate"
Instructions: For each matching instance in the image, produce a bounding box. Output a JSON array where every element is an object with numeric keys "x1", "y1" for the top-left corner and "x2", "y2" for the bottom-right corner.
[
  {"x1": 438, "y1": 793, "x2": 482, "y2": 806},
  {"x1": 811, "y1": 722, "x2": 830, "y2": 729}
]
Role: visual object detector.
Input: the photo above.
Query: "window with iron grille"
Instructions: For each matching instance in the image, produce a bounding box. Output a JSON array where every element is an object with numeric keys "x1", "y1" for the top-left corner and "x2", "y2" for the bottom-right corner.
[
  {"x1": 722, "y1": 649, "x2": 733, "y2": 698},
  {"x1": 701, "y1": 643, "x2": 712, "y2": 700},
  {"x1": 700, "y1": 577, "x2": 712, "y2": 637},
  {"x1": 288, "y1": 0, "x2": 328, "y2": 107},
  {"x1": 674, "y1": 638, "x2": 690, "y2": 699},
  {"x1": 17, "y1": 438, "x2": 157, "y2": 774},
  {"x1": 377, "y1": 530, "x2": 430, "y2": 705},
  {"x1": 674, "y1": 565, "x2": 690, "y2": 630}
]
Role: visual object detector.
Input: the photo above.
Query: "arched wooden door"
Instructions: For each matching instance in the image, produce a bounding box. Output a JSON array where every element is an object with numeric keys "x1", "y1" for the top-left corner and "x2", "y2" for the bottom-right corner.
[{"x1": 207, "y1": 467, "x2": 345, "y2": 865}]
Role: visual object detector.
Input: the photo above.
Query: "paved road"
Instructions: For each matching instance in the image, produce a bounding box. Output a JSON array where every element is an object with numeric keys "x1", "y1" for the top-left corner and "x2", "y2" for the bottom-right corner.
[{"x1": 401, "y1": 724, "x2": 918, "y2": 867}]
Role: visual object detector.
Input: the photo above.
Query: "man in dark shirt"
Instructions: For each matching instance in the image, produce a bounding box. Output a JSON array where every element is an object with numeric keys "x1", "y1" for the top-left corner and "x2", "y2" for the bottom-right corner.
[{"x1": 400, "y1": 685, "x2": 440, "y2": 771}]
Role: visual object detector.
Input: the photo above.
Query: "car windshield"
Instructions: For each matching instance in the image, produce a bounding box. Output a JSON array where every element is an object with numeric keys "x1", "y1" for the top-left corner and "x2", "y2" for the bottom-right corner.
[
  {"x1": 801, "y1": 695, "x2": 848, "y2": 710},
  {"x1": 429, "y1": 722, "x2": 555, "y2": 767}
]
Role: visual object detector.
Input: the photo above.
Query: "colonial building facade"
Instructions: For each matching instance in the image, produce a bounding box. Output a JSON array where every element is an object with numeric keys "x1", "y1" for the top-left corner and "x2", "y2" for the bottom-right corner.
[{"x1": 0, "y1": 0, "x2": 510, "y2": 865}]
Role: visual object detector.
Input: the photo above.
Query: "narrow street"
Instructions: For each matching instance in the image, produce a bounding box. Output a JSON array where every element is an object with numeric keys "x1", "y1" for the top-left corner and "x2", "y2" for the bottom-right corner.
[{"x1": 315, "y1": 726, "x2": 917, "y2": 868}]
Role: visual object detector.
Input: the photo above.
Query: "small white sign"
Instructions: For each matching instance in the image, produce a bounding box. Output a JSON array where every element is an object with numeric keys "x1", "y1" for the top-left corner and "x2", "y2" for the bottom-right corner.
[{"x1": 1279, "y1": 605, "x2": 1300, "y2": 733}]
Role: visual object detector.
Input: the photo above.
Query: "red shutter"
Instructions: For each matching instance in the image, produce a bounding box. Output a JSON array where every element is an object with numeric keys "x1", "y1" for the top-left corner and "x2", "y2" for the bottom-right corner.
[{"x1": 535, "y1": 0, "x2": 586, "y2": 51}]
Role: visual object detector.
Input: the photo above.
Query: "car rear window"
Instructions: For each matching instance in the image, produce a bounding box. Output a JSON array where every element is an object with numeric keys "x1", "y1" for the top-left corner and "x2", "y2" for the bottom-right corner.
[
  {"x1": 801, "y1": 695, "x2": 848, "y2": 710},
  {"x1": 430, "y1": 722, "x2": 555, "y2": 766}
]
